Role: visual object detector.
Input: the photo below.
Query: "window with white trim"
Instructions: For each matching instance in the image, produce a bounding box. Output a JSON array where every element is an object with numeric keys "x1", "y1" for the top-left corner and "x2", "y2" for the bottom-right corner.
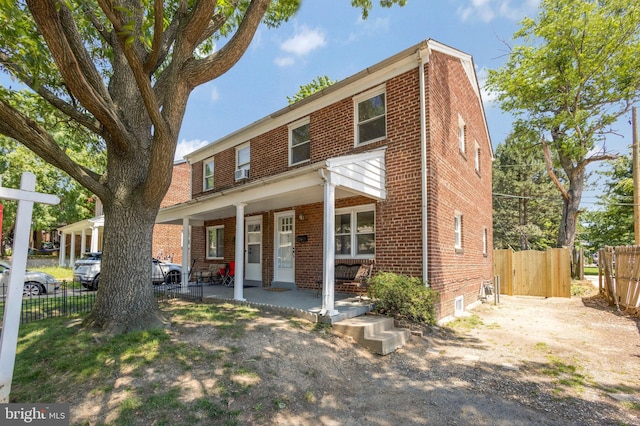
[
  {"x1": 236, "y1": 143, "x2": 250, "y2": 173},
  {"x1": 458, "y1": 115, "x2": 466, "y2": 154},
  {"x1": 454, "y1": 214, "x2": 463, "y2": 250},
  {"x1": 335, "y1": 205, "x2": 375, "y2": 258},
  {"x1": 206, "y1": 226, "x2": 224, "y2": 259},
  {"x1": 474, "y1": 142, "x2": 480, "y2": 173},
  {"x1": 482, "y1": 227, "x2": 488, "y2": 256},
  {"x1": 203, "y1": 158, "x2": 214, "y2": 191},
  {"x1": 355, "y1": 86, "x2": 386, "y2": 145},
  {"x1": 289, "y1": 118, "x2": 310, "y2": 165}
]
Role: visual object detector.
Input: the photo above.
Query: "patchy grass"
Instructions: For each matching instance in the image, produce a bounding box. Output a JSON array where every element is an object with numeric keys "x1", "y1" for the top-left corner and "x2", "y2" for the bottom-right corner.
[
  {"x1": 541, "y1": 355, "x2": 591, "y2": 394},
  {"x1": 571, "y1": 280, "x2": 597, "y2": 297},
  {"x1": 534, "y1": 342, "x2": 549, "y2": 352},
  {"x1": 583, "y1": 266, "x2": 599, "y2": 276},
  {"x1": 446, "y1": 314, "x2": 484, "y2": 333},
  {"x1": 37, "y1": 266, "x2": 74, "y2": 281},
  {"x1": 9, "y1": 302, "x2": 268, "y2": 425}
]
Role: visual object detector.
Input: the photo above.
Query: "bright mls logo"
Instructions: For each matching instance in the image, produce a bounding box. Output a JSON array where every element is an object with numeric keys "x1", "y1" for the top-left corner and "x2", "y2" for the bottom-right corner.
[{"x1": 1, "y1": 404, "x2": 69, "y2": 425}]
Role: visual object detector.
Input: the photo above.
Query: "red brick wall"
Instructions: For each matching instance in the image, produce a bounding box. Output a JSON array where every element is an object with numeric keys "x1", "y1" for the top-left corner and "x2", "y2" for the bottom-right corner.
[
  {"x1": 152, "y1": 162, "x2": 191, "y2": 264},
  {"x1": 425, "y1": 51, "x2": 493, "y2": 318},
  {"x1": 161, "y1": 162, "x2": 191, "y2": 207}
]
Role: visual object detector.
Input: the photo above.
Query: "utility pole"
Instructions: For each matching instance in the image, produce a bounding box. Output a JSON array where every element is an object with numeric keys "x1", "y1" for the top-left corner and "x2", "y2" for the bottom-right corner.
[{"x1": 634, "y1": 107, "x2": 640, "y2": 244}]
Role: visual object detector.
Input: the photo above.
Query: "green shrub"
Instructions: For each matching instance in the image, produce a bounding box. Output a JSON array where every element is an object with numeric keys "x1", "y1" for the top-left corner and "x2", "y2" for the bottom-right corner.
[{"x1": 368, "y1": 272, "x2": 439, "y2": 325}]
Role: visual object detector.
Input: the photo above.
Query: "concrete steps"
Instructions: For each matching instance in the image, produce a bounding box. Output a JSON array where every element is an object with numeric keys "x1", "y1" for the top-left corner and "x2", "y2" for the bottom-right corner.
[{"x1": 332, "y1": 316, "x2": 411, "y2": 355}]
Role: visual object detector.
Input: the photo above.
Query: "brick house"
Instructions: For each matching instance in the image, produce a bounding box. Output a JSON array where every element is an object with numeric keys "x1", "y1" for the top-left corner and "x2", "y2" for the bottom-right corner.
[
  {"x1": 156, "y1": 39, "x2": 493, "y2": 320},
  {"x1": 57, "y1": 160, "x2": 190, "y2": 266}
]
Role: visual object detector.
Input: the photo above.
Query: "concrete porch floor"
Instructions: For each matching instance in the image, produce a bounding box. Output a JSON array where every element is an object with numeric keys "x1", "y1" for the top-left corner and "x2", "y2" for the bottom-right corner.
[{"x1": 199, "y1": 282, "x2": 373, "y2": 324}]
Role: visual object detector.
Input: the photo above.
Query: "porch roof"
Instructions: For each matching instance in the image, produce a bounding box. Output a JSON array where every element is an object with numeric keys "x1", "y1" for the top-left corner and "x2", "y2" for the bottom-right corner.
[
  {"x1": 156, "y1": 148, "x2": 386, "y2": 225},
  {"x1": 58, "y1": 215, "x2": 104, "y2": 233}
]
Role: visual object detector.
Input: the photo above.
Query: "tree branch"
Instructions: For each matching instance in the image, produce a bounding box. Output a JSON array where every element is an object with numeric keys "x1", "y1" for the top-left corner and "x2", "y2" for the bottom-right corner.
[
  {"x1": 26, "y1": 0, "x2": 131, "y2": 153},
  {"x1": 143, "y1": 0, "x2": 164, "y2": 75},
  {"x1": 0, "y1": 99, "x2": 106, "y2": 199},
  {"x1": 0, "y1": 52, "x2": 103, "y2": 136},
  {"x1": 542, "y1": 139, "x2": 570, "y2": 201},
  {"x1": 183, "y1": 0, "x2": 270, "y2": 87}
]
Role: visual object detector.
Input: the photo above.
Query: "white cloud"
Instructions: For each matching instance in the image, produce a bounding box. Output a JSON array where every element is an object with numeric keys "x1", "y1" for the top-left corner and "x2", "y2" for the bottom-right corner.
[
  {"x1": 498, "y1": 0, "x2": 541, "y2": 21},
  {"x1": 210, "y1": 85, "x2": 219, "y2": 102},
  {"x1": 457, "y1": 0, "x2": 540, "y2": 23},
  {"x1": 280, "y1": 26, "x2": 326, "y2": 56},
  {"x1": 175, "y1": 139, "x2": 209, "y2": 160},
  {"x1": 274, "y1": 56, "x2": 295, "y2": 67},
  {"x1": 346, "y1": 16, "x2": 391, "y2": 45}
]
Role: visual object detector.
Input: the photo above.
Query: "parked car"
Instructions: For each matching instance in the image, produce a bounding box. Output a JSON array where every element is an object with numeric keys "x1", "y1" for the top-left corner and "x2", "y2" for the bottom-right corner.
[
  {"x1": 0, "y1": 261, "x2": 61, "y2": 297},
  {"x1": 73, "y1": 252, "x2": 182, "y2": 290}
]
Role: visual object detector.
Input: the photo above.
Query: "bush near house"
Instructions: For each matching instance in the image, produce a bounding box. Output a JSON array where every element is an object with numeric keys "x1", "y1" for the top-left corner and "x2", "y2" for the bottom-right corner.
[{"x1": 368, "y1": 272, "x2": 439, "y2": 325}]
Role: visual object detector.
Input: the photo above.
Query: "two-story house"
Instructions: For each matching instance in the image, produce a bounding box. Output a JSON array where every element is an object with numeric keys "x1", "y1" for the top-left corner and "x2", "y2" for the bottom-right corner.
[{"x1": 156, "y1": 39, "x2": 493, "y2": 321}]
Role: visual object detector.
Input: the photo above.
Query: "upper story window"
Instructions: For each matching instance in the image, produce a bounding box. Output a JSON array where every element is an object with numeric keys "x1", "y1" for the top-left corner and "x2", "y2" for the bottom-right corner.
[
  {"x1": 458, "y1": 115, "x2": 466, "y2": 154},
  {"x1": 203, "y1": 158, "x2": 214, "y2": 191},
  {"x1": 355, "y1": 86, "x2": 386, "y2": 145},
  {"x1": 235, "y1": 143, "x2": 250, "y2": 181},
  {"x1": 474, "y1": 142, "x2": 480, "y2": 173},
  {"x1": 289, "y1": 118, "x2": 310, "y2": 166},
  {"x1": 206, "y1": 226, "x2": 224, "y2": 259},
  {"x1": 335, "y1": 205, "x2": 375, "y2": 258}
]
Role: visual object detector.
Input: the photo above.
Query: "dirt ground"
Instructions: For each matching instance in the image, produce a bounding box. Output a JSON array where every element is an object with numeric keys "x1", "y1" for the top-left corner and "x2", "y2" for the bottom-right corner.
[{"x1": 73, "y1": 285, "x2": 640, "y2": 425}]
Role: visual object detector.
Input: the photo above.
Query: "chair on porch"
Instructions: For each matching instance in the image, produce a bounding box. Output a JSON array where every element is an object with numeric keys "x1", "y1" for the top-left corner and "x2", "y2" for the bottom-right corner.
[{"x1": 221, "y1": 261, "x2": 235, "y2": 287}]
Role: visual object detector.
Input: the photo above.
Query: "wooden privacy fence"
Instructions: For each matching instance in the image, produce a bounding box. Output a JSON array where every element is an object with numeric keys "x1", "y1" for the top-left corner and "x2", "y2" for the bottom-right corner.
[
  {"x1": 493, "y1": 248, "x2": 571, "y2": 298},
  {"x1": 599, "y1": 246, "x2": 640, "y2": 314}
]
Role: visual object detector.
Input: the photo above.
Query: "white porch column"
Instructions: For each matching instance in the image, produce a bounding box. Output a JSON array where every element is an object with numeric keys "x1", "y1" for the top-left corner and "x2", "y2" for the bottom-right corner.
[
  {"x1": 321, "y1": 175, "x2": 339, "y2": 316},
  {"x1": 69, "y1": 231, "x2": 76, "y2": 266},
  {"x1": 181, "y1": 216, "x2": 190, "y2": 292},
  {"x1": 90, "y1": 225, "x2": 99, "y2": 252},
  {"x1": 58, "y1": 232, "x2": 67, "y2": 267},
  {"x1": 80, "y1": 229, "x2": 87, "y2": 256},
  {"x1": 234, "y1": 203, "x2": 246, "y2": 301}
]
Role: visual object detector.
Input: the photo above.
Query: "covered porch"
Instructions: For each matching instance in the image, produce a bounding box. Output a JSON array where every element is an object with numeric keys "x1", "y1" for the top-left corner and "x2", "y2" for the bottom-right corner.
[
  {"x1": 156, "y1": 148, "x2": 386, "y2": 320},
  {"x1": 57, "y1": 215, "x2": 103, "y2": 267},
  {"x1": 198, "y1": 283, "x2": 372, "y2": 324}
]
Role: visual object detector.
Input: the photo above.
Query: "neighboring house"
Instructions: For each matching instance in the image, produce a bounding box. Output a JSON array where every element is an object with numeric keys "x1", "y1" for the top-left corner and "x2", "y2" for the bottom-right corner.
[
  {"x1": 158, "y1": 38, "x2": 493, "y2": 321},
  {"x1": 57, "y1": 160, "x2": 190, "y2": 266}
]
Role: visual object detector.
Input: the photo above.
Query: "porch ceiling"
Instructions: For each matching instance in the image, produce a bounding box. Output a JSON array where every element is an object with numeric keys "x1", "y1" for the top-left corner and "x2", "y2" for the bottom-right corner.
[{"x1": 156, "y1": 148, "x2": 386, "y2": 225}]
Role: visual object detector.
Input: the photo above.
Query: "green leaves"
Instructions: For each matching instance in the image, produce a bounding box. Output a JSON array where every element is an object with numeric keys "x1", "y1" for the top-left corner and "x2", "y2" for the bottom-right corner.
[
  {"x1": 487, "y1": 0, "x2": 640, "y2": 158},
  {"x1": 493, "y1": 131, "x2": 563, "y2": 250},
  {"x1": 287, "y1": 75, "x2": 337, "y2": 105},
  {"x1": 487, "y1": 0, "x2": 640, "y2": 248}
]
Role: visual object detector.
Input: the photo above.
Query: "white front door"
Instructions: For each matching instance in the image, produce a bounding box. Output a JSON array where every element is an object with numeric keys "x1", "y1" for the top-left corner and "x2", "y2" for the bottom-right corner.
[
  {"x1": 245, "y1": 216, "x2": 262, "y2": 282},
  {"x1": 274, "y1": 211, "x2": 295, "y2": 283}
]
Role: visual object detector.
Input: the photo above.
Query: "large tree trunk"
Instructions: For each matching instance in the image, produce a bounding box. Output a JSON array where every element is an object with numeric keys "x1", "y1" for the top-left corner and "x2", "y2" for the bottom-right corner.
[
  {"x1": 83, "y1": 129, "x2": 170, "y2": 334},
  {"x1": 84, "y1": 198, "x2": 167, "y2": 334},
  {"x1": 557, "y1": 166, "x2": 585, "y2": 250}
]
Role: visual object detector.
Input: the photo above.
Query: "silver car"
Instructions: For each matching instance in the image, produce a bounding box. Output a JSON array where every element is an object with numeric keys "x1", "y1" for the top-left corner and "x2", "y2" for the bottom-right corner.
[
  {"x1": 73, "y1": 252, "x2": 183, "y2": 290},
  {"x1": 0, "y1": 261, "x2": 61, "y2": 297}
]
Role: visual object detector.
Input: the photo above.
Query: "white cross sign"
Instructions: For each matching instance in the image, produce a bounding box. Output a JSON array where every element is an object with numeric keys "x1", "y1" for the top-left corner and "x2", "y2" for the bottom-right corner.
[{"x1": 0, "y1": 172, "x2": 60, "y2": 403}]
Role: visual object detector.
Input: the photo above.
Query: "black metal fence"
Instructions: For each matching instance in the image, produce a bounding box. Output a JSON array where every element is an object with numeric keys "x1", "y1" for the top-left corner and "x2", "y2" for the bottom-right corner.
[
  {"x1": 0, "y1": 280, "x2": 203, "y2": 325},
  {"x1": 152, "y1": 282, "x2": 204, "y2": 302},
  {"x1": 0, "y1": 281, "x2": 96, "y2": 324}
]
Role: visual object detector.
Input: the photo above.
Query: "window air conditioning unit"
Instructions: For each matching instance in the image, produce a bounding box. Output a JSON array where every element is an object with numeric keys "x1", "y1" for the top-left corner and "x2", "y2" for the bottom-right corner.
[{"x1": 234, "y1": 168, "x2": 250, "y2": 181}]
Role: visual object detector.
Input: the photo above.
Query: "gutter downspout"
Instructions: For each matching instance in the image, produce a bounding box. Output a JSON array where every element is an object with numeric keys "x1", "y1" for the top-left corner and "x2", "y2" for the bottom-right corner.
[{"x1": 418, "y1": 48, "x2": 429, "y2": 286}]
